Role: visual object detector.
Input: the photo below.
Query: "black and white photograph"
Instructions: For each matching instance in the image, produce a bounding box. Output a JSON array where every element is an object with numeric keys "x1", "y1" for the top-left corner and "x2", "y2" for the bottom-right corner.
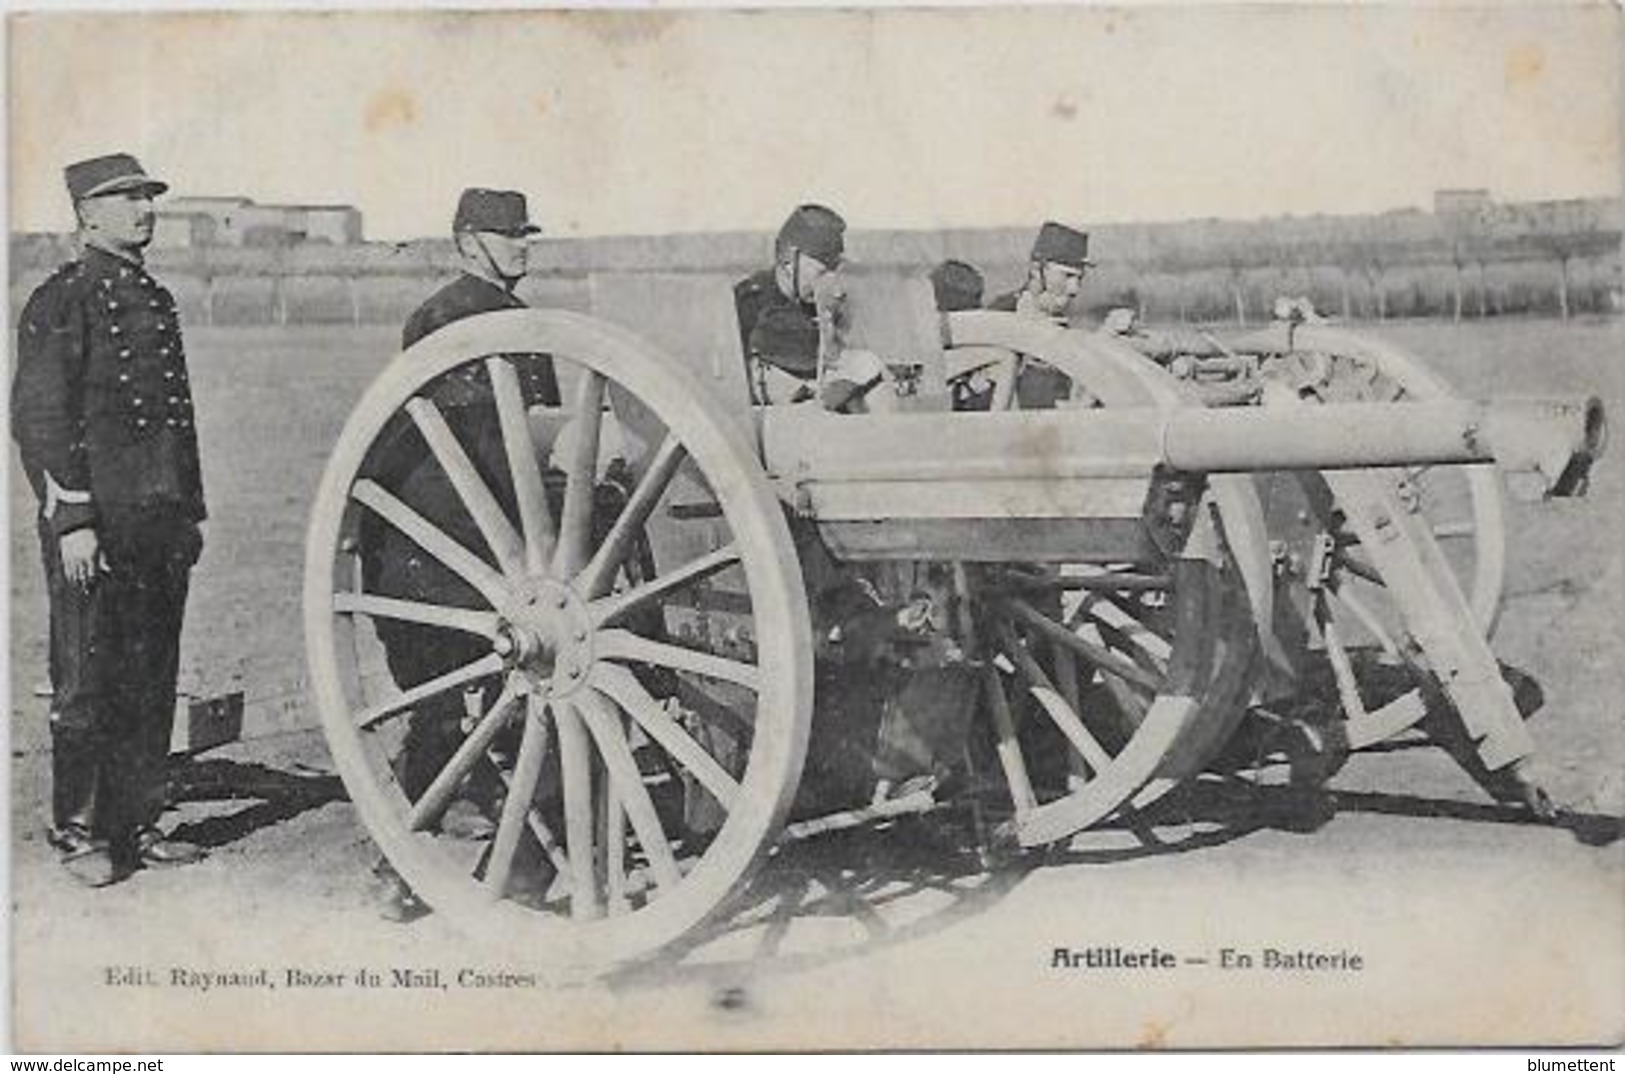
[{"x1": 5, "y1": 4, "x2": 1622, "y2": 1052}]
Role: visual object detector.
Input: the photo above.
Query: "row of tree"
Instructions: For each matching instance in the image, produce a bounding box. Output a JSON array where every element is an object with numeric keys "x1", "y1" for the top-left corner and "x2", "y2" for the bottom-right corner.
[{"x1": 11, "y1": 197, "x2": 1621, "y2": 325}]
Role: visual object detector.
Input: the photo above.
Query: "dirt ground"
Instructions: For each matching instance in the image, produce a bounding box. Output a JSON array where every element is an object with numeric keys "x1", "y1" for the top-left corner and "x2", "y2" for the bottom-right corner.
[{"x1": 7, "y1": 316, "x2": 1623, "y2": 1051}]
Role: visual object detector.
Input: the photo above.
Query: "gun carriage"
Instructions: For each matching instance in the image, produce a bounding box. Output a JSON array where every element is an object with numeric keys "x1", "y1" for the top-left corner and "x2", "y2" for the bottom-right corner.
[{"x1": 303, "y1": 272, "x2": 1605, "y2": 972}]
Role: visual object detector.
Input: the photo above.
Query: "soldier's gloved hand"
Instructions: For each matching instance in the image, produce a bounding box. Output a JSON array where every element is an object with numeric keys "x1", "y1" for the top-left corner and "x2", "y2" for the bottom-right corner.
[{"x1": 60, "y1": 528, "x2": 105, "y2": 589}]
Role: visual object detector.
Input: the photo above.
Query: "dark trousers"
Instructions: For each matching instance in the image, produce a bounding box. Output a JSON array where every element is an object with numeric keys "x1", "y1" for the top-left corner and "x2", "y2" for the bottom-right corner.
[
  {"x1": 370, "y1": 619, "x2": 503, "y2": 888},
  {"x1": 375, "y1": 620, "x2": 489, "y2": 801},
  {"x1": 41, "y1": 511, "x2": 198, "y2": 844}
]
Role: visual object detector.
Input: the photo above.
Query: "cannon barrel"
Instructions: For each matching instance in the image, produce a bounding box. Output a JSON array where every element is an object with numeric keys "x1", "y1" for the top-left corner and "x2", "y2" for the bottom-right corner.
[
  {"x1": 1165, "y1": 395, "x2": 1607, "y2": 496},
  {"x1": 760, "y1": 395, "x2": 1606, "y2": 501}
]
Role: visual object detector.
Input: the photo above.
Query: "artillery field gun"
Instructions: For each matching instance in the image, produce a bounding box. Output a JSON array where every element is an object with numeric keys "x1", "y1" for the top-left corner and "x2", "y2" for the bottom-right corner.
[{"x1": 303, "y1": 269, "x2": 1606, "y2": 973}]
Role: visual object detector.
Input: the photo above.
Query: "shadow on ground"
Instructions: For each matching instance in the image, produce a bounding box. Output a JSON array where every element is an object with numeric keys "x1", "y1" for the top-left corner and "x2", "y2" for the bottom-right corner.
[
  {"x1": 608, "y1": 805, "x2": 1036, "y2": 993},
  {"x1": 611, "y1": 742, "x2": 1621, "y2": 993},
  {"x1": 165, "y1": 756, "x2": 348, "y2": 850}
]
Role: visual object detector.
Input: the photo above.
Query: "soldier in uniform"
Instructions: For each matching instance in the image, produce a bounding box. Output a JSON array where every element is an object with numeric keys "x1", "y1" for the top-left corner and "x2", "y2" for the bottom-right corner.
[
  {"x1": 988, "y1": 220, "x2": 1094, "y2": 319},
  {"x1": 12, "y1": 153, "x2": 207, "y2": 886},
  {"x1": 985, "y1": 221, "x2": 1096, "y2": 409},
  {"x1": 734, "y1": 203, "x2": 887, "y2": 413},
  {"x1": 364, "y1": 187, "x2": 559, "y2": 920},
  {"x1": 733, "y1": 202, "x2": 844, "y2": 386}
]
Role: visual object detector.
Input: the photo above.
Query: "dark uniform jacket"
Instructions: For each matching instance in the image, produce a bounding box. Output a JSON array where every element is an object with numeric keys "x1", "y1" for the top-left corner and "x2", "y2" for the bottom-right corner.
[
  {"x1": 365, "y1": 272, "x2": 559, "y2": 609},
  {"x1": 405, "y1": 272, "x2": 524, "y2": 351},
  {"x1": 981, "y1": 285, "x2": 1072, "y2": 409},
  {"x1": 11, "y1": 246, "x2": 205, "y2": 537},
  {"x1": 733, "y1": 268, "x2": 820, "y2": 378}
]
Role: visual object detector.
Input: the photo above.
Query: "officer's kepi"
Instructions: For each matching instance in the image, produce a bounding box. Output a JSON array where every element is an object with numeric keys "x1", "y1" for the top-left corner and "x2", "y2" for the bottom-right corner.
[
  {"x1": 777, "y1": 203, "x2": 845, "y2": 268},
  {"x1": 64, "y1": 154, "x2": 168, "y2": 202},
  {"x1": 453, "y1": 188, "x2": 543, "y2": 237},
  {"x1": 1031, "y1": 221, "x2": 1094, "y2": 270}
]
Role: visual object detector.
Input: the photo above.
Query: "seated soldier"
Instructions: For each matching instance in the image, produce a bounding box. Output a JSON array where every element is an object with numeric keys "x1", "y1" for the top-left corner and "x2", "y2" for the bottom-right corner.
[
  {"x1": 734, "y1": 204, "x2": 887, "y2": 413},
  {"x1": 929, "y1": 259, "x2": 1005, "y2": 410},
  {"x1": 987, "y1": 221, "x2": 1095, "y2": 409},
  {"x1": 988, "y1": 220, "x2": 1093, "y2": 320}
]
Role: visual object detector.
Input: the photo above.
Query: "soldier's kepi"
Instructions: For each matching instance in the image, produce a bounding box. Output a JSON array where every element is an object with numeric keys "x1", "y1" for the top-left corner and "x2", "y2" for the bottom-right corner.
[
  {"x1": 989, "y1": 219, "x2": 1093, "y2": 320},
  {"x1": 11, "y1": 153, "x2": 207, "y2": 886}
]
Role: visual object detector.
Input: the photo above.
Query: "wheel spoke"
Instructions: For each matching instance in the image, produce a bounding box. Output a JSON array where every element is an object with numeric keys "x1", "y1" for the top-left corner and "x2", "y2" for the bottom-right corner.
[
  {"x1": 488, "y1": 357, "x2": 558, "y2": 574},
  {"x1": 1050, "y1": 643, "x2": 1091, "y2": 789},
  {"x1": 597, "y1": 629, "x2": 760, "y2": 690},
  {"x1": 592, "y1": 662, "x2": 741, "y2": 810},
  {"x1": 1052, "y1": 642, "x2": 1083, "y2": 718},
  {"x1": 553, "y1": 371, "x2": 606, "y2": 577},
  {"x1": 406, "y1": 397, "x2": 526, "y2": 577},
  {"x1": 351, "y1": 479, "x2": 510, "y2": 609},
  {"x1": 1003, "y1": 596, "x2": 1163, "y2": 694},
  {"x1": 333, "y1": 592, "x2": 500, "y2": 639},
  {"x1": 589, "y1": 543, "x2": 741, "y2": 627},
  {"x1": 996, "y1": 620, "x2": 1114, "y2": 777},
  {"x1": 553, "y1": 699, "x2": 600, "y2": 920},
  {"x1": 1081, "y1": 611, "x2": 1169, "y2": 680},
  {"x1": 603, "y1": 779, "x2": 629, "y2": 915},
  {"x1": 577, "y1": 435, "x2": 687, "y2": 598},
  {"x1": 1069, "y1": 586, "x2": 1177, "y2": 643},
  {"x1": 484, "y1": 698, "x2": 552, "y2": 900},
  {"x1": 983, "y1": 665, "x2": 1036, "y2": 814},
  {"x1": 355, "y1": 653, "x2": 506, "y2": 730},
  {"x1": 407, "y1": 681, "x2": 523, "y2": 831},
  {"x1": 575, "y1": 689, "x2": 682, "y2": 892},
  {"x1": 485, "y1": 746, "x2": 572, "y2": 882}
]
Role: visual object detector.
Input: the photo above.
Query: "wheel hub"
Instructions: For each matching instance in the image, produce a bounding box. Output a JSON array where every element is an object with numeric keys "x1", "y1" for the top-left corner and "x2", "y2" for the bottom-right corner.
[{"x1": 496, "y1": 579, "x2": 595, "y2": 698}]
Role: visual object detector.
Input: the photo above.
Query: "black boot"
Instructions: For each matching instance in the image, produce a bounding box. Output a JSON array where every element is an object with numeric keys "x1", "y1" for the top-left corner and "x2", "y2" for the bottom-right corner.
[
  {"x1": 49, "y1": 736, "x2": 120, "y2": 888},
  {"x1": 111, "y1": 731, "x2": 203, "y2": 870}
]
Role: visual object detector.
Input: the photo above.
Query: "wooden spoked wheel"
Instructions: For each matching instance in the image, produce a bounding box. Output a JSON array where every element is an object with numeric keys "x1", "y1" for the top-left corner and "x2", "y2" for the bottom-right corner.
[
  {"x1": 305, "y1": 310, "x2": 812, "y2": 970},
  {"x1": 944, "y1": 314, "x2": 1271, "y2": 846},
  {"x1": 1231, "y1": 324, "x2": 1509, "y2": 754},
  {"x1": 1236, "y1": 323, "x2": 1506, "y2": 635}
]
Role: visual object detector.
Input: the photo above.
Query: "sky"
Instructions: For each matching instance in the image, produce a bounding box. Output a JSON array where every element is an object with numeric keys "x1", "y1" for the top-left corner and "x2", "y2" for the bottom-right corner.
[{"x1": 7, "y1": 5, "x2": 1622, "y2": 241}]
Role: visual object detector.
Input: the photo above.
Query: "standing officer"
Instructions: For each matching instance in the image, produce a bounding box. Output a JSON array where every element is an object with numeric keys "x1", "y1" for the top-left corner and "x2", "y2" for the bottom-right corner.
[
  {"x1": 12, "y1": 153, "x2": 207, "y2": 886},
  {"x1": 364, "y1": 187, "x2": 559, "y2": 920}
]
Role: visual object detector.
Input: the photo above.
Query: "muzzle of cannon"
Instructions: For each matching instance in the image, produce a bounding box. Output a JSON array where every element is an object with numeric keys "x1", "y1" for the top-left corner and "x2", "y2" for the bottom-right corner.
[
  {"x1": 1170, "y1": 395, "x2": 1604, "y2": 495},
  {"x1": 301, "y1": 291, "x2": 1610, "y2": 974}
]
